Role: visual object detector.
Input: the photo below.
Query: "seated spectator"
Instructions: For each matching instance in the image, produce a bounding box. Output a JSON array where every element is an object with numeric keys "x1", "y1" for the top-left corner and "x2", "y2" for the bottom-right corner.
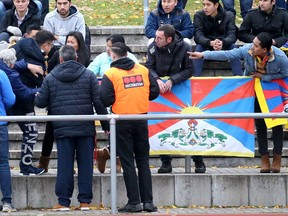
[
  {"x1": 0, "y1": 0, "x2": 41, "y2": 42},
  {"x1": 88, "y1": 34, "x2": 138, "y2": 77},
  {"x1": 43, "y1": 0, "x2": 86, "y2": 47},
  {"x1": 0, "y1": 0, "x2": 42, "y2": 22},
  {"x1": 48, "y1": 31, "x2": 91, "y2": 73},
  {"x1": 238, "y1": 0, "x2": 288, "y2": 48},
  {"x1": 145, "y1": 0, "x2": 194, "y2": 46},
  {"x1": 193, "y1": 0, "x2": 242, "y2": 76}
]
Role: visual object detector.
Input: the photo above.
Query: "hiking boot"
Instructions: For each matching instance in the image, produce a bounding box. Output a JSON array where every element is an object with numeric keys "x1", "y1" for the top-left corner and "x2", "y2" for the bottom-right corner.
[
  {"x1": 158, "y1": 162, "x2": 172, "y2": 173},
  {"x1": 143, "y1": 202, "x2": 157, "y2": 212},
  {"x1": 118, "y1": 203, "x2": 142, "y2": 213},
  {"x1": 96, "y1": 147, "x2": 110, "y2": 173},
  {"x1": 2, "y1": 203, "x2": 16, "y2": 212},
  {"x1": 75, "y1": 203, "x2": 90, "y2": 211},
  {"x1": 195, "y1": 161, "x2": 206, "y2": 173},
  {"x1": 52, "y1": 204, "x2": 70, "y2": 211},
  {"x1": 37, "y1": 156, "x2": 50, "y2": 172},
  {"x1": 19, "y1": 163, "x2": 45, "y2": 176}
]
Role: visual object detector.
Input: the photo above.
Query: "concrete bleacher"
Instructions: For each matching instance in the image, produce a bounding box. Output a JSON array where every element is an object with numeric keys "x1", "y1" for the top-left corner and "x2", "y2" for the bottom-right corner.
[{"x1": 8, "y1": 26, "x2": 288, "y2": 209}]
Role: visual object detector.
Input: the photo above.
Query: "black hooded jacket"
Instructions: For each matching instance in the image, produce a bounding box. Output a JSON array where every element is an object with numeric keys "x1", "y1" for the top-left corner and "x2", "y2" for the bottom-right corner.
[
  {"x1": 35, "y1": 60, "x2": 109, "y2": 138},
  {"x1": 145, "y1": 31, "x2": 193, "y2": 83},
  {"x1": 12, "y1": 37, "x2": 46, "y2": 88}
]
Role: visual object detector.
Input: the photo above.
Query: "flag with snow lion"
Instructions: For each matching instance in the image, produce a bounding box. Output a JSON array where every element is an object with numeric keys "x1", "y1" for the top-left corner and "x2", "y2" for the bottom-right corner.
[{"x1": 148, "y1": 77, "x2": 255, "y2": 157}]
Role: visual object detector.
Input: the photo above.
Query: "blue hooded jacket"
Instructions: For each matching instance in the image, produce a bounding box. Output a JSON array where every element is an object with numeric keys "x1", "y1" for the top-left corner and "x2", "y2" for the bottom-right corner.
[
  {"x1": 145, "y1": 0, "x2": 194, "y2": 39},
  {"x1": 0, "y1": 60, "x2": 38, "y2": 105}
]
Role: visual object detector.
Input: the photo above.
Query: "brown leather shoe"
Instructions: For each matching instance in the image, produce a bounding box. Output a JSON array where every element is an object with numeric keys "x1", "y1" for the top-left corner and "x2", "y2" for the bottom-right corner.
[
  {"x1": 75, "y1": 203, "x2": 90, "y2": 211},
  {"x1": 116, "y1": 157, "x2": 122, "y2": 173},
  {"x1": 271, "y1": 153, "x2": 281, "y2": 173},
  {"x1": 97, "y1": 147, "x2": 110, "y2": 173},
  {"x1": 52, "y1": 204, "x2": 70, "y2": 211},
  {"x1": 260, "y1": 154, "x2": 270, "y2": 173},
  {"x1": 37, "y1": 156, "x2": 50, "y2": 172}
]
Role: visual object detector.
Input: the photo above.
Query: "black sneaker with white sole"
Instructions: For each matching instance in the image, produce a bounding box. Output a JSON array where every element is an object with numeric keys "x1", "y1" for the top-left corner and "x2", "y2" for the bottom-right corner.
[{"x1": 19, "y1": 163, "x2": 45, "y2": 176}]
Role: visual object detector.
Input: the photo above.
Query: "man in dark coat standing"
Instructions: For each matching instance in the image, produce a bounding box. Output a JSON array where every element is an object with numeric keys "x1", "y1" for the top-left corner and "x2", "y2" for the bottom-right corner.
[{"x1": 35, "y1": 45, "x2": 109, "y2": 211}]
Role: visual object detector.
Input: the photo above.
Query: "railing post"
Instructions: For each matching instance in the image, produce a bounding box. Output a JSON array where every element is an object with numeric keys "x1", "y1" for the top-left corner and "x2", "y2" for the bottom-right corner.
[
  {"x1": 109, "y1": 118, "x2": 118, "y2": 214},
  {"x1": 143, "y1": 0, "x2": 149, "y2": 26},
  {"x1": 185, "y1": 155, "x2": 191, "y2": 173}
]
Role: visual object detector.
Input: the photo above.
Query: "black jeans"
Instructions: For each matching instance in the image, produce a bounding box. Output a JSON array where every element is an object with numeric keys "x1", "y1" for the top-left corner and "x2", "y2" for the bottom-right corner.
[
  {"x1": 41, "y1": 120, "x2": 54, "y2": 157},
  {"x1": 255, "y1": 98, "x2": 283, "y2": 155},
  {"x1": 116, "y1": 120, "x2": 153, "y2": 205}
]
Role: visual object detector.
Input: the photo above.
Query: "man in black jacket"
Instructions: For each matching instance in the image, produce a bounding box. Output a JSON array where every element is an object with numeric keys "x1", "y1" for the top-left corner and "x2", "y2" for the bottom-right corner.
[
  {"x1": 0, "y1": 0, "x2": 41, "y2": 42},
  {"x1": 193, "y1": 0, "x2": 242, "y2": 76},
  {"x1": 35, "y1": 45, "x2": 109, "y2": 211},
  {"x1": 145, "y1": 24, "x2": 206, "y2": 174},
  {"x1": 238, "y1": 0, "x2": 288, "y2": 48}
]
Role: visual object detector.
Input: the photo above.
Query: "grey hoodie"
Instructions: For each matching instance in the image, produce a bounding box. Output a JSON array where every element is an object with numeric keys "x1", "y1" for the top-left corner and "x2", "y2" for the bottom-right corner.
[{"x1": 43, "y1": 5, "x2": 85, "y2": 45}]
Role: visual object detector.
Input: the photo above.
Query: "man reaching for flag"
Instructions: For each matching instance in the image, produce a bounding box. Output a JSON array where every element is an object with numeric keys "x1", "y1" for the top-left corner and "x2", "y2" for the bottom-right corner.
[{"x1": 189, "y1": 32, "x2": 288, "y2": 173}]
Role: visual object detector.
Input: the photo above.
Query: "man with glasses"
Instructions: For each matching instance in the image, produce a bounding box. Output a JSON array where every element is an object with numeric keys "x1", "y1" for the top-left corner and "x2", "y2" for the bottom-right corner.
[
  {"x1": 0, "y1": 0, "x2": 41, "y2": 42},
  {"x1": 9, "y1": 29, "x2": 55, "y2": 175}
]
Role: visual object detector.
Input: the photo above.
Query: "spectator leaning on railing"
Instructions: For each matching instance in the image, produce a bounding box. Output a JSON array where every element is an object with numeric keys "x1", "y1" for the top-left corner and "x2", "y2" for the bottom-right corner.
[
  {"x1": 145, "y1": 24, "x2": 206, "y2": 174},
  {"x1": 189, "y1": 32, "x2": 288, "y2": 173}
]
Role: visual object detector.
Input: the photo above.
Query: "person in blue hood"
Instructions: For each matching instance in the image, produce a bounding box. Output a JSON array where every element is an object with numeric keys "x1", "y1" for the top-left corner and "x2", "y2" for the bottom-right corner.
[{"x1": 145, "y1": 0, "x2": 194, "y2": 46}]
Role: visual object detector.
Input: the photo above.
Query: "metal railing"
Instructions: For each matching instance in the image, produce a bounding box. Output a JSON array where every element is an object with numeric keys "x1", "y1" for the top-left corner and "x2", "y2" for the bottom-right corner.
[{"x1": 2, "y1": 112, "x2": 288, "y2": 214}]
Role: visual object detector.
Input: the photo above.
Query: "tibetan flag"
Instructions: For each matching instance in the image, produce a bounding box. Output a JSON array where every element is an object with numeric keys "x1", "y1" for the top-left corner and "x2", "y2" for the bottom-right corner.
[
  {"x1": 148, "y1": 77, "x2": 255, "y2": 157},
  {"x1": 255, "y1": 78, "x2": 288, "y2": 128}
]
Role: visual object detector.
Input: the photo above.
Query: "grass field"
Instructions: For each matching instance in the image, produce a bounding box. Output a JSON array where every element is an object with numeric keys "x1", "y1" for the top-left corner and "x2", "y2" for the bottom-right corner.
[{"x1": 51, "y1": 0, "x2": 258, "y2": 26}]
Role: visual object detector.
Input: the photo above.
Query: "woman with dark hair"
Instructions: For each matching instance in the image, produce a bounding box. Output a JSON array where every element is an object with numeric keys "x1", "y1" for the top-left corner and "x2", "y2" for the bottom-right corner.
[
  {"x1": 37, "y1": 31, "x2": 91, "y2": 172},
  {"x1": 48, "y1": 31, "x2": 90, "y2": 73},
  {"x1": 87, "y1": 34, "x2": 138, "y2": 77}
]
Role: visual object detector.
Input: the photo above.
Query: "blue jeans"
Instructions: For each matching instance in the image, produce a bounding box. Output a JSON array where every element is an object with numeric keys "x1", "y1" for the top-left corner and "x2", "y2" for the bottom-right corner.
[
  {"x1": 0, "y1": 125, "x2": 12, "y2": 205},
  {"x1": 193, "y1": 44, "x2": 243, "y2": 76},
  {"x1": 0, "y1": 2, "x2": 6, "y2": 22},
  {"x1": 221, "y1": 0, "x2": 253, "y2": 18},
  {"x1": 276, "y1": 0, "x2": 288, "y2": 9},
  {"x1": 34, "y1": 0, "x2": 42, "y2": 18},
  {"x1": 55, "y1": 136, "x2": 94, "y2": 207}
]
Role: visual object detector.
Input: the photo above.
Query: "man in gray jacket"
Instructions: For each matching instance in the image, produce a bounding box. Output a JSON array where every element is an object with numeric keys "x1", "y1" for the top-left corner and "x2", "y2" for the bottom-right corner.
[{"x1": 43, "y1": 0, "x2": 85, "y2": 46}]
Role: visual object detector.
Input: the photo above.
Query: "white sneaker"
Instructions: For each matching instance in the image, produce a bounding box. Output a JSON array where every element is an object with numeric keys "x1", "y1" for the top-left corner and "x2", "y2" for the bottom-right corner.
[{"x1": 2, "y1": 203, "x2": 16, "y2": 212}]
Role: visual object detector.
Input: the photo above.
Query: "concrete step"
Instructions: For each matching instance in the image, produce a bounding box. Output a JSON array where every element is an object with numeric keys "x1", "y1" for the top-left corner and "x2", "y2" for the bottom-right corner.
[{"x1": 10, "y1": 167, "x2": 288, "y2": 209}]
